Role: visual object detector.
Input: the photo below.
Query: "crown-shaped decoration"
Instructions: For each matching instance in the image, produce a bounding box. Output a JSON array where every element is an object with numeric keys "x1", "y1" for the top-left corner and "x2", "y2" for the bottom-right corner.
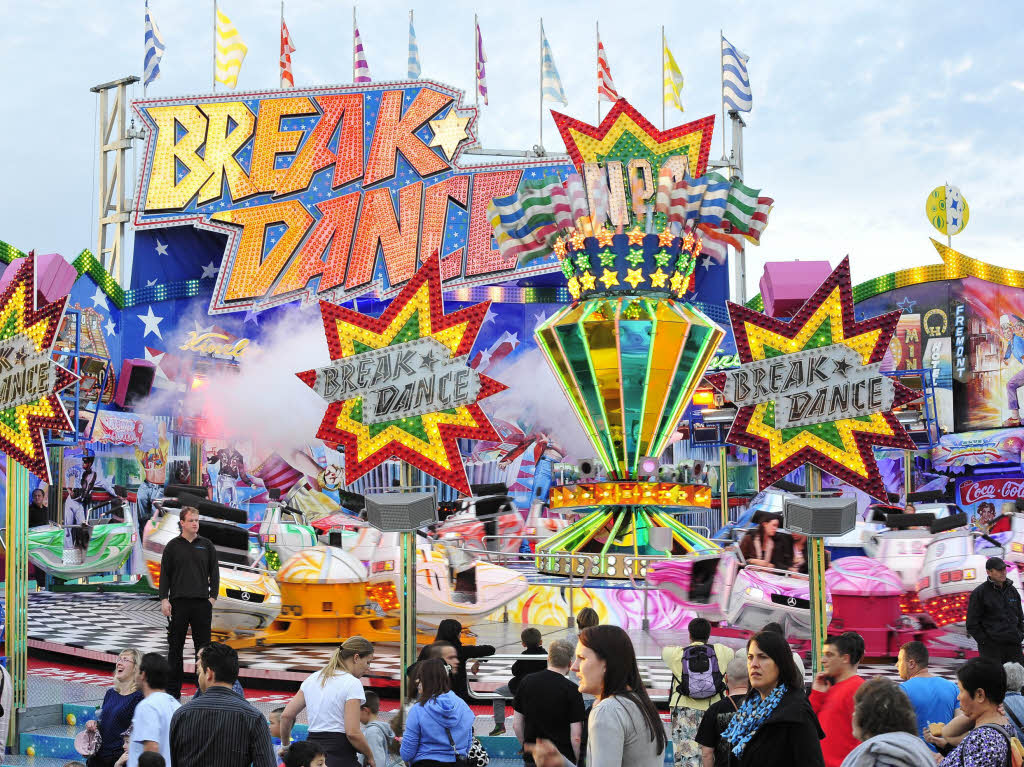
[{"x1": 556, "y1": 226, "x2": 702, "y2": 301}]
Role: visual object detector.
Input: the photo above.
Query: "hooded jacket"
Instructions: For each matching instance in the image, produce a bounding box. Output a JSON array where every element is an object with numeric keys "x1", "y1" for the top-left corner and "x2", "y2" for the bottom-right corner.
[
  {"x1": 400, "y1": 691, "x2": 475, "y2": 765},
  {"x1": 839, "y1": 732, "x2": 937, "y2": 767},
  {"x1": 733, "y1": 687, "x2": 825, "y2": 767}
]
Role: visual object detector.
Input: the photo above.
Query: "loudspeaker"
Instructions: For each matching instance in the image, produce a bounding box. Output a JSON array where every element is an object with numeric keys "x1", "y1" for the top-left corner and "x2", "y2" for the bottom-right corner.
[
  {"x1": 783, "y1": 496, "x2": 859, "y2": 537},
  {"x1": 364, "y1": 491, "x2": 438, "y2": 532},
  {"x1": 115, "y1": 359, "x2": 156, "y2": 408},
  {"x1": 578, "y1": 458, "x2": 601, "y2": 481}
]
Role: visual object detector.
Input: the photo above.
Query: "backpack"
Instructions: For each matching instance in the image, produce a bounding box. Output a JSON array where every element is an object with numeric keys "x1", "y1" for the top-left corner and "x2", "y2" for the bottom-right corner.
[{"x1": 673, "y1": 645, "x2": 724, "y2": 700}]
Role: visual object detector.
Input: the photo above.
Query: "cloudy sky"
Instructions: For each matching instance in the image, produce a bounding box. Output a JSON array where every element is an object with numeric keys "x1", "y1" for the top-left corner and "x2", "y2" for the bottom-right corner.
[{"x1": 1, "y1": 0, "x2": 1021, "y2": 296}]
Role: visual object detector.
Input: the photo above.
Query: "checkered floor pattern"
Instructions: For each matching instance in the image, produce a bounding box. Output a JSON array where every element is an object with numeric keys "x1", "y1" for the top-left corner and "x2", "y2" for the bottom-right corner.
[{"x1": 24, "y1": 591, "x2": 965, "y2": 690}]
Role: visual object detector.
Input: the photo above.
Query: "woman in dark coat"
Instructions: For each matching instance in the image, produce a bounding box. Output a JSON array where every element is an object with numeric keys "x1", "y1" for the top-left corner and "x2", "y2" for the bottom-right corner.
[
  {"x1": 738, "y1": 512, "x2": 793, "y2": 571},
  {"x1": 721, "y1": 630, "x2": 825, "y2": 767},
  {"x1": 434, "y1": 618, "x2": 495, "y2": 704}
]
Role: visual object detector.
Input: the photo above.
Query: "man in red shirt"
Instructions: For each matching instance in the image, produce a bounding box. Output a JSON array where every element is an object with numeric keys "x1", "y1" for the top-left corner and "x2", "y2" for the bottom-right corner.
[{"x1": 809, "y1": 631, "x2": 865, "y2": 767}]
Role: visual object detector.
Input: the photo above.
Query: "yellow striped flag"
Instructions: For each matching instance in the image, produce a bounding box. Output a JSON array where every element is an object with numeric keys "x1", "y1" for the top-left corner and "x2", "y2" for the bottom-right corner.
[
  {"x1": 663, "y1": 37, "x2": 684, "y2": 112},
  {"x1": 215, "y1": 8, "x2": 247, "y2": 89}
]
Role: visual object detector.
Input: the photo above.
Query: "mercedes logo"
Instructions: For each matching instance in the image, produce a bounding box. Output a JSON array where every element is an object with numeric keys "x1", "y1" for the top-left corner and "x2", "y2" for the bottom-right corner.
[
  {"x1": 786, "y1": 597, "x2": 797, "y2": 607},
  {"x1": 240, "y1": 591, "x2": 250, "y2": 601}
]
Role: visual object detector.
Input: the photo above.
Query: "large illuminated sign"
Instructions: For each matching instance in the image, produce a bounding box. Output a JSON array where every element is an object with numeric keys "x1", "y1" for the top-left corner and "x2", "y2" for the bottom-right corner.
[{"x1": 133, "y1": 81, "x2": 569, "y2": 315}]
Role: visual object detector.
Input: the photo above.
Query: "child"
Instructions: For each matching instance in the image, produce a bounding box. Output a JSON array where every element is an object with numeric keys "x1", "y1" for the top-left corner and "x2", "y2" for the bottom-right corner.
[
  {"x1": 269, "y1": 706, "x2": 285, "y2": 747},
  {"x1": 490, "y1": 627, "x2": 546, "y2": 735},
  {"x1": 138, "y1": 753, "x2": 167, "y2": 767},
  {"x1": 360, "y1": 691, "x2": 397, "y2": 767},
  {"x1": 284, "y1": 741, "x2": 327, "y2": 767}
]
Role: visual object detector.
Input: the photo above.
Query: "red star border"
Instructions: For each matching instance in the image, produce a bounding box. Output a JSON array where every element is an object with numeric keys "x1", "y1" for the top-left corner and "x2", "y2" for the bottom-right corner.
[
  {"x1": 707, "y1": 258, "x2": 920, "y2": 500},
  {"x1": 297, "y1": 256, "x2": 506, "y2": 494}
]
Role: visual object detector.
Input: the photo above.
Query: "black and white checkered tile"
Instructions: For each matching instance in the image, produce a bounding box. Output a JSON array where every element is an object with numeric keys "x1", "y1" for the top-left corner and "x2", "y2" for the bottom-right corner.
[{"x1": 25, "y1": 591, "x2": 959, "y2": 687}]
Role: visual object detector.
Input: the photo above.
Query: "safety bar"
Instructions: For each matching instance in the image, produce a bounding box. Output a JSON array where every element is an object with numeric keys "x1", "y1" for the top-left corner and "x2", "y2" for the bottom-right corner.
[{"x1": 464, "y1": 653, "x2": 672, "y2": 703}]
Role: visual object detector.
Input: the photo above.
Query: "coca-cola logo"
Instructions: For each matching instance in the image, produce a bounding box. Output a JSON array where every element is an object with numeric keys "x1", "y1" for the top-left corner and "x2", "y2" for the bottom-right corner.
[{"x1": 961, "y1": 479, "x2": 1024, "y2": 506}]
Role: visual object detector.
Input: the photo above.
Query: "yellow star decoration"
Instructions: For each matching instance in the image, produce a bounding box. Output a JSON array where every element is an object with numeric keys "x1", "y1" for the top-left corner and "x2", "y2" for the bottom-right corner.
[
  {"x1": 669, "y1": 272, "x2": 686, "y2": 293},
  {"x1": 597, "y1": 229, "x2": 614, "y2": 247},
  {"x1": 570, "y1": 231, "x2": 586, "y2": 250},
  {"x1": 567, "y1": 276, "x2": 580, "y2": 299},
  {"x1": 579, "y1": 272, "x2": 597, "y2": 291},
  {"x1": 649, "y1": 268, "x2": 669, "y2": 288},
  {"x1": 427, "y1": 109, "x2": 471, "y2": 161},
  {"x1": 624, "y1": 268, "x2": 645, "y2": 289},
  {"x1": 599, "y1": 269, "x2": 620, "y2": 288},
  {"x1": 739, "y1": 287, "x2": 890, "y2": 479},
  {"x1": 658, "y1": 229, "x2": 675, "y2": 247},
  {"x1": 627, "y1": 227, "x2": 645, "y2": 246}
]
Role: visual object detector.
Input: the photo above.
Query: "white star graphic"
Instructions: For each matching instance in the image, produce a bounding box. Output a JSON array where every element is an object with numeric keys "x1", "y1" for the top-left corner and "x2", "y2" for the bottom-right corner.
[
  {"x1": 482, "y1": 306, "x2": 497, "y2": 325},
  {"x1": 201, "y1": 261, "x2": 219, "y2": 279},
  {"x1": 193, "y1": 319, "x2": 215, "y2": 336},
  {"x1": 146, "y1": 278, "x2": 159, "y2": 287},
  {"x1": 144, "y1": 347, "x2": 170, "y2": 381},
  {"x1": 137, "y1": 306, "x2": 164, "y2": 339},
  {"x1": 476, "y1": 349, "x2": 492, "y2": 369},
  {"x1": 701, "y1": 256, "x2": 714, "y2": 271},
  {"x1": 91, "y1": 287, "x2": 109, "y2": 310},
  {"x1": 154, "y1": 240, "x2": 168, "y2": 256},
  {"x1": 104, "y1": 319, "x2": 116, "y2": 337}
]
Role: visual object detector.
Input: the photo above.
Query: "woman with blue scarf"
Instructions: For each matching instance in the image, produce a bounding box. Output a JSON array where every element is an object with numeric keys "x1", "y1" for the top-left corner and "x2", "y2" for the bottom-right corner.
[{"x1": 720, "y1": 630, "x2": 825, "y2": 766}]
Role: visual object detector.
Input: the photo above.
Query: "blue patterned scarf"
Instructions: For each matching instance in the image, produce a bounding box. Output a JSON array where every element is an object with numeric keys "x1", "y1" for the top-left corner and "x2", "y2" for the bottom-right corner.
[{"x1": 721, "y1": 683, "x2": 788, "y2": 757}]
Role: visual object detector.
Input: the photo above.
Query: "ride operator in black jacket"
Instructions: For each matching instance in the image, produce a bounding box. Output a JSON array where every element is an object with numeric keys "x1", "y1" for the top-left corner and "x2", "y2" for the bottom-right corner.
[
  {"x1": 966, "y1": 556, "x2": 1024, "y2": 664},
  {"x1": 160, "y1": 505, "x2": 219, "y2": 698}
]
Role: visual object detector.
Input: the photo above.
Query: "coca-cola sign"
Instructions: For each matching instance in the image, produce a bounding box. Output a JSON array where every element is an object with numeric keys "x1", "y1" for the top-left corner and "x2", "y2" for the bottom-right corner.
[{"x1": 959, "y1": 478, "x2": 1024, "y2": 506}]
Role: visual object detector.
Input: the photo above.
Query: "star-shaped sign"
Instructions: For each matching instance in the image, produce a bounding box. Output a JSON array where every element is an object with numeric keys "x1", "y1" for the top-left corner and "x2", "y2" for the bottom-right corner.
[
  {"x1": 427, "y1": 108, "x2": 471, "y2": 161},
  {"x1": 91, "y1": 287, "x2": 109, "y2": 310},
  {"x1": 707, "y1": 258, "x2": 920, "y2": 500},
  {"x1": 552, "y1": 99, "x2": 714, "y2": 180},
  {"x1": 296, "y1": 256, "x2": 506, "y2": 494},
  {"x1": 0, "y1": 255, "x2": 78, "y2": 482},
  {"x1": 104, "y1": 319, "x2": 116, "y2": 337}
]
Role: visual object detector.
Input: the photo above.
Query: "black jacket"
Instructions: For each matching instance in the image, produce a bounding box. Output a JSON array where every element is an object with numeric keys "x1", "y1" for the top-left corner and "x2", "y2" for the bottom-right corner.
[
  {"x1": 509, "y1": 645, "x2": 548, "y2": 694},
  {"x1": 452, "y1": 641, "x2": 495, "y2": 702},
  {"x1": 159, "y1": 535, "x2": 219, "y2": 600},
  {"x1": 731, "y1": 687, "x2": 824, "y2": 767},
  {"x1": 966, "y1": 578, "x2": 1024, "y2": 646}
]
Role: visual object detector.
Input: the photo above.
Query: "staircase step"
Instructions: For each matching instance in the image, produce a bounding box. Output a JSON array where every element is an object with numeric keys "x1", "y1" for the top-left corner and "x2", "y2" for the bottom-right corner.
[
  {"x1": 62, "y1": 702, "x2": 98, "y2": 725},
  {"x1": 19, "y1": 724, "x2": 80, "y2": 760},
  {"x1": 2, "y1": 755, "x2": 70, "y2": 766}
]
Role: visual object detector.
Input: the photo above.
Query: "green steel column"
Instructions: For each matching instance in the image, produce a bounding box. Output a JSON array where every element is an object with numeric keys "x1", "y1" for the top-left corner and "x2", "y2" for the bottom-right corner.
[
  {"x1": 399, "y1": 530, "x2": 418, "y2": 703},
  {"x1": 806, "y1": 466, "x2": 828, "y2": 676}
]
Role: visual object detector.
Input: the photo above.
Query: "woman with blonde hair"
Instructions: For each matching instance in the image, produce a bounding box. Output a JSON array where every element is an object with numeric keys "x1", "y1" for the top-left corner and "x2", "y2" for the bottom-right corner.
[
  {"x1": 280, "y1": 637, "x2": 376, "y2": 767},
  {"x1": 83, "y1": 649, "x2": 143, "y2": 767}
]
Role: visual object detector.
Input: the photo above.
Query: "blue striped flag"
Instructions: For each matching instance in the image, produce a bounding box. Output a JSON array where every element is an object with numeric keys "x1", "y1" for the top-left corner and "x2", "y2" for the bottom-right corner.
[
  {"x1": 541, "y1": 24, "x2": 567, "y2": 105},
  {"x1": 698, "y1": 173, "x2": 732, "y2": 226},
  {"x1": 488, "y1": 176, "x2": 573, "y2": 263},
  {"x1": 143, "y1": 0, "x2": 166, "y2": 88},
  {"x1": 408, "y1": 12, "x2": 421, "y2": 79},
  {"x1": 722, "y1": 35, "x2": 752, "y2": 113}
]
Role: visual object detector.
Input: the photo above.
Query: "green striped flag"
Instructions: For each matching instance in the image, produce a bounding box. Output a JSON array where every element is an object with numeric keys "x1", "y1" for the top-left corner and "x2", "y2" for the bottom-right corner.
[{"x1": 724, "y1": 180, "x2": 773, "y2": 244}]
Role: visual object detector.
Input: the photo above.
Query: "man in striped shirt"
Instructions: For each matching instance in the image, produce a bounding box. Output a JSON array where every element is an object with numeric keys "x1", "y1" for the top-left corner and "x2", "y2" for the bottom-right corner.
[{"x1": 169, "y1": 642, "x2": 276, "y2": 767}]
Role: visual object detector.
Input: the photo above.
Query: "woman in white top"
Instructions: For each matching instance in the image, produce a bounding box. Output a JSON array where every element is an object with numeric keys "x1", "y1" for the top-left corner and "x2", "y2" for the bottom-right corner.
[{"x1": 281, "y1": 636, "x2": 377, "y2": 767}]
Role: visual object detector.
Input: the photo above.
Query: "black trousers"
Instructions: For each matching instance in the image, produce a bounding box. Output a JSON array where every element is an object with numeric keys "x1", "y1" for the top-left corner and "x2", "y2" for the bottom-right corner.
[
  {"x1": 307, "y1": 731, "x2": 361, "y2": 767},
  {"x1": 167, "y1": 597, "x2": 212, "y2": 698},
  {"x1": 979, "y1": 641, "x2": 1024, "y2": 665},
  {"x1": 87, "y1": 755, "x2": 121, "y2": 767}
]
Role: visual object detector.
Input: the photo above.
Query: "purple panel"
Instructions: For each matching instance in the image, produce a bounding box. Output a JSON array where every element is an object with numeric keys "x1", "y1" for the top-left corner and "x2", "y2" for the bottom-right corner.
[
  {"x1": 760, "y1": 260, "x2": 833, "y2": 318},
  {"x1": 0, "y1": 254, "x2": 78, "y2": 303}
]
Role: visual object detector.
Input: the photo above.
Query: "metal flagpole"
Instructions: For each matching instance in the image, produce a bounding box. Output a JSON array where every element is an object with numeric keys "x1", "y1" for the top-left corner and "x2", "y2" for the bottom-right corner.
[
  {"x1": 212, "y1": 0, "x2": 217, "y2": 91},
  {"x1": 596, "y1": 21, "x2": 601, "y2": 124},
  {"x1": 720, "y1": 30, "x2": 727, "y2": 160},
  {"x1": 661, "y1": 26, "x2": 666, "y2": 131},
  {"x1": 539, "y1": 19, "x2": 544, "y2": 149}
]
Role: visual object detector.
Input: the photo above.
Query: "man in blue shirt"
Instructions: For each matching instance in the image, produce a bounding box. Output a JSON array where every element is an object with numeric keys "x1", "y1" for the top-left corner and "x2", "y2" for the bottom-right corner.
[
  {"x1": 896, "y1": 641, "x2": 959, "y2": 751},
  {"x1": 1001, "y1": 314, "x2": 1024, "y2": 427}
]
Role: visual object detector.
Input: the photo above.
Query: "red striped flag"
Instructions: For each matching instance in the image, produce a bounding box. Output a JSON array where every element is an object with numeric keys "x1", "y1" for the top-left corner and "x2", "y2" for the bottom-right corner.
[
  {"x1": 597, "y1": 31, "x2": 619, "y2": 103},
  {"x1": 280, "y1": 16, "x2": 296, "y2": 88}
]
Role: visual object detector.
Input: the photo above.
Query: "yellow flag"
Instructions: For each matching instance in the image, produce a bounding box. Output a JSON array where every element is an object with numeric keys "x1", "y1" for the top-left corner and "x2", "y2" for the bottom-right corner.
[
  {"x1": 215, "y1": 9, "x2": 247, "y2": 88},
  {"x1": 663, "y1": 39, "x2": 684, "y2": 112}
]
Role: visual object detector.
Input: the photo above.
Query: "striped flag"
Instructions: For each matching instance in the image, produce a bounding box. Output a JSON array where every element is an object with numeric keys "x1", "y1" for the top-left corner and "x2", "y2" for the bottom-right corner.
[
  {"x1": 721, "y1": 181, "x2": 774, "y2": 244},
  {"x1": 697, "y1": 173, "x2": 732, "y2": 226},
  {"x1": 353, "y1": 14, "x2": 371, "y2": 84},
  {"x1": 597, "y1": 30, "x2": 619, "y2": 103},
  {"x1": 280, "y1": 15, "x2": 296, "y2": 88},
  {"x1": 475, "y1": 19, "x2": 488, "y2": 105},
  {"x1": 541, "y1": 24, "x2": 567, "y2": 105},
  {"x1": 722, "y1": 35, "x2": 752, "y2": 113},
  {"x1": 408, "y1": 12, "x2": 421, "y2": 79},
  {"x1": 663, "y1": 37, "x2": 684, "y2": 112},
  {"x1": 215, "y1": 9, "x2": 247, "y2": 89},
  {"x1": 143, "y1": 0, "x2": 166, "y2": 88},
  {"x1": 488, "y1": 176, "x2": 574, "y2": 263},
  {"x1": 683, "y1": 175, "x2": 709, "y2": 222},
  {"x1": 564, "y1": 173, "x2": 590, "y2": 230}
]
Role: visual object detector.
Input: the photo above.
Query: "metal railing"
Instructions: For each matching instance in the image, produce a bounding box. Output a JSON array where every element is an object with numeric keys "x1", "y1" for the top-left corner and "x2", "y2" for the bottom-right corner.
[{"x1": 464, "y1": 652, "x2": 673, "y2": 703}]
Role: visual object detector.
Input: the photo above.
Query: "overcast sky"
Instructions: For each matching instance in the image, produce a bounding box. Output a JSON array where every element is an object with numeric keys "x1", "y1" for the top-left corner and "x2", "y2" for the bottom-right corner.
[{"x1": 1, "y1": 0, "x2": 1021, "y2": 296}]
